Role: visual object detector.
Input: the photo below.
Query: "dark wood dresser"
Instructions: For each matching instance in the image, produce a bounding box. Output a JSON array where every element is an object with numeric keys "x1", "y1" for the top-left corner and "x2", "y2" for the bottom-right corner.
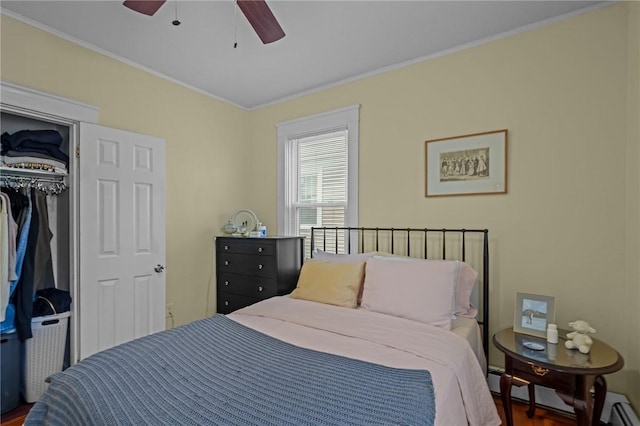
[{"x1": 215, "y1": 236, "x2": 304, "y2": 314}]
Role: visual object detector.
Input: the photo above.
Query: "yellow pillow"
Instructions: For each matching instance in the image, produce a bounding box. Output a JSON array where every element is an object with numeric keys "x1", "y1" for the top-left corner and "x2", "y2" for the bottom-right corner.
[{"x1": 290, "y1": 259, "x2": 365, "y2": 308}]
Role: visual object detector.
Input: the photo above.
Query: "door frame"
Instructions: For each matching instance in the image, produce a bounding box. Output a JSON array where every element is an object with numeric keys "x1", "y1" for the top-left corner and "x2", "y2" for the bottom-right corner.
[{"x1": 1, "y1": 81, "x2": 99, "y2": 364}]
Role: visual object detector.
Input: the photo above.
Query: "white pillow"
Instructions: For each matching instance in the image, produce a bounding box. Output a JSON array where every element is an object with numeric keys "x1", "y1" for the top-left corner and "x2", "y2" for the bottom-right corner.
[
  {"x1": 312, "y1": 250, "x2": 376, "y2": 262},
  {"x1": 360, "y1": 258, "x2": 457, "y2": 329},
  {"x1": 372, "y1": 255, "x2": 478, "y2": 318},
  {"x1": 454, "y1": 261, "x2": 478, "y2": 318}
]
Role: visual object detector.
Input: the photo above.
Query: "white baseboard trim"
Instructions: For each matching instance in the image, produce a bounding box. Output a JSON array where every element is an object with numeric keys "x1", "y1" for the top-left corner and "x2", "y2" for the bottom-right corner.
[{"x1": 488, "y1": 366, "x2": 634, "y2": 423}]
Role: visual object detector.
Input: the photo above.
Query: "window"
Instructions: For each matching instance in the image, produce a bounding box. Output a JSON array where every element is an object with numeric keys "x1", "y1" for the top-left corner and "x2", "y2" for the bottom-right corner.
[{"x1": 277, "y1": 105, "x2": 359, "y2": 255}]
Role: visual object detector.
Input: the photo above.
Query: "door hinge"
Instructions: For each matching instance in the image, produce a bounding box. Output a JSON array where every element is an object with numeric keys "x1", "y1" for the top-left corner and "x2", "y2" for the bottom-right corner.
[{"x1": 76, "y1": 146, "x2": 80, "y2": 158}]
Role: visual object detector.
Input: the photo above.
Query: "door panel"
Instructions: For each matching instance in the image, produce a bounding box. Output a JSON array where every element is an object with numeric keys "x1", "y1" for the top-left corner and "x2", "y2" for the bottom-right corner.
[
  {"x1": 98, "y1": 180, "x2": 120, "y2": 255},
  {"x1": 134, "y1": 183, "x2": 152, "y2": 253},
  {"x1": 79, "y1": 123, "x2": 166, "y2": 361}
]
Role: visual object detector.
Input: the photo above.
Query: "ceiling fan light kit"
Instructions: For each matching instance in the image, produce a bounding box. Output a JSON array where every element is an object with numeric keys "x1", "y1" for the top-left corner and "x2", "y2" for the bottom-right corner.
[{"x1": 122, "y1": 0, "x2": 284, "y2": 44}]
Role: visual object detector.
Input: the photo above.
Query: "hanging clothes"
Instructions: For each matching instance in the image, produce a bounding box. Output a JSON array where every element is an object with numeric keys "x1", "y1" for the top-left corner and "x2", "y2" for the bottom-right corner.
[
  {"x1": 11, "y1": 188, "x2": 57, "y2": 339},
  {"x1": 1, "y1": 192, "x2": 19, "y2": 322},
  {"x1": 14, "y1": 189, "x2": 40, "y2": 340},
  {"x1": 1, "y1": 126, "x2": 67, "y2": 339},
  {"x1": 32, "y1": 190, "x2": 55, "y2": 293},
  {"x1": 3, "y1": 188, "x2": 29, "y2": 224},
  {"x1": 1, "y1": 193, "x2": 8, "y2": 322},
  {"x1": 0, "y1": 189, "x2": 31, "y2": 334},
  {"x1": 1, "y1": 192, "x2": 19, "y2": 282}
]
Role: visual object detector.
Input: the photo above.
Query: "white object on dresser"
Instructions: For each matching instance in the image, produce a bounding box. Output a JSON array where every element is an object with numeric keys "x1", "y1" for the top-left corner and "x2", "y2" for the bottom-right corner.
[{"x1": 546, "y1": 323, "x2": 558, "y2": 344}]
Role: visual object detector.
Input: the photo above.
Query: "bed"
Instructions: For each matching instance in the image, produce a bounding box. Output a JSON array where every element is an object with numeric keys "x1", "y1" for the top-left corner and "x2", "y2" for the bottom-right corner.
[{"x1": 25, "y1": 227, "x2": 500, "y2": 426}]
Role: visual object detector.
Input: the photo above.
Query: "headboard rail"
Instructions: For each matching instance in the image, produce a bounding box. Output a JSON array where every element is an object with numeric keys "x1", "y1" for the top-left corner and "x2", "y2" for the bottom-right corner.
[{"x1": 310, "y1": 226, "x2": 490, "y2": 366}]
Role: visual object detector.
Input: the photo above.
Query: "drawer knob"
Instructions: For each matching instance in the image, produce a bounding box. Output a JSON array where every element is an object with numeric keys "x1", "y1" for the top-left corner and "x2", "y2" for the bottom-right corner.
[
  {"x1": 258, "y1": 264, "x2": 263, "y2": 270},
  {"x1": 531, "y1": 365, "x2": 549, "y2": 376},
  {"x1": 258, "y1": 247, "x2": 263, "y2": 253},
  {"x1": 224, "y1": 245, "x2": 229, "y2": 250},
  {"x1": 224, "y1": 301, "x2": 229, "y2": 306},
  {"x1": 224, "y1": 260, "x2": 229, "y2": 266},
  {"x1": 258, "y1": 286, "x2": 263, "y2": 292},
  {"x1": 224, "y1": 281, "x2": 229, "y2": 286}
]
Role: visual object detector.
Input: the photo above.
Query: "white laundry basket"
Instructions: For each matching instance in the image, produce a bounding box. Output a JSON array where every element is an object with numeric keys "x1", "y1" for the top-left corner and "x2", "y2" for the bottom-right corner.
[{"x1": 21, "y1": 311, "x2": 70, "y2": 403}]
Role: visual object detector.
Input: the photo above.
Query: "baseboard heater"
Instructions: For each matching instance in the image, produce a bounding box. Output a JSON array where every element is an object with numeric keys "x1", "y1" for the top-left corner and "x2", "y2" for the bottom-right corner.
[
  {"x1": 610, "y1": 402, "x2": 640, "y2": 426},
  {"x1": 488, "y1": 368, "x2": 639, "y2": 424}
]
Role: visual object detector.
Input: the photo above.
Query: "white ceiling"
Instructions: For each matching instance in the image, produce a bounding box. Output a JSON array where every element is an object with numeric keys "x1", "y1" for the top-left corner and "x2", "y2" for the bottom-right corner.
[{"x1": 1, "y1": 1, "x2": 608, "y2": 110}]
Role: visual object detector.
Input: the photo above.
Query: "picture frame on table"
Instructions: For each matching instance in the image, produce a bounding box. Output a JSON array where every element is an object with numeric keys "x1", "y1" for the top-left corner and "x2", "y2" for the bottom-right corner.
[
  {"x1": 514, "y1": 292, "x2": 555, "y2": 338},
  {"x1": 424, "y1": 129, "x2": 508, "y2": 197}
]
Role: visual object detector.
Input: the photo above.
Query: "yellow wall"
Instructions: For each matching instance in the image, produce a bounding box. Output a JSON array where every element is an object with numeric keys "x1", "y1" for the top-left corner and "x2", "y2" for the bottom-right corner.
[
  {"x1": 0, "y1": 15, "x2": 250, "y2": 325},
  {"x1": 627, "y1": 0, "x2": 640, "y2": 409},
  {"x1": 1, "y1": 2, "x2": 639, "y2": 408},
  {"x1": 246, "y1": 3, "x2": 639, "y2": 405}
]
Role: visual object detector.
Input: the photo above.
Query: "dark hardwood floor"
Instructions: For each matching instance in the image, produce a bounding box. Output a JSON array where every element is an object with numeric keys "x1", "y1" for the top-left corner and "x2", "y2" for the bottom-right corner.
[
  {"x1": 1, "y1": 403, "x2": 32, "y2": 426},
  {"x1": 2, "y1": 396, "x2": 576, "y2": 426},
  {"x1": 493, "y1": 394, "x2": 576, "y2": 426}
]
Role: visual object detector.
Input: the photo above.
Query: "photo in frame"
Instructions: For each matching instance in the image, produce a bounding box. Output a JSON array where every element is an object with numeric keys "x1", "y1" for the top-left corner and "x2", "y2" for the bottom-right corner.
[
  {"x1": 425, "y1": 129, "x2": 507, "y2": 197},
  {"x1": 513, "y1": 292, "x2": 555, "y2": 338}
]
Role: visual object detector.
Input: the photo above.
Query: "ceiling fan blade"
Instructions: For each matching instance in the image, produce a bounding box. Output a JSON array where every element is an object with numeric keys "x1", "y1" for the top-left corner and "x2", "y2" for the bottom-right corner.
[
  {"x1": 237, "y1": 0, "x2": 285, "y2": 44},
  {"x1": 123, "y1": 0, "x2": 166, "y2": 16}
]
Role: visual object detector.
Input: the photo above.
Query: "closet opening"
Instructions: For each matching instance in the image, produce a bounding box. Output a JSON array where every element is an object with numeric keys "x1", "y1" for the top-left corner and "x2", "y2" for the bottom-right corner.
[{"x1": 1, "y1": 109, "x2": 74, "y2": 408}]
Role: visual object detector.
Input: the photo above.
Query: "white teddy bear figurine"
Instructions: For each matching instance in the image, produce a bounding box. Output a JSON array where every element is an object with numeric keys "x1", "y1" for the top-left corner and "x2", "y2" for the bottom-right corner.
[{"x1": 565, "y1": 320, "x2": 596, "y2": 354}]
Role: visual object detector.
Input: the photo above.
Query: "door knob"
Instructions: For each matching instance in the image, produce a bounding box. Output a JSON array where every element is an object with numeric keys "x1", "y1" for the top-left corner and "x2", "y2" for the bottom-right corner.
[{"x1": 154, "y1": 264, "x2": 165, "y2": 273}]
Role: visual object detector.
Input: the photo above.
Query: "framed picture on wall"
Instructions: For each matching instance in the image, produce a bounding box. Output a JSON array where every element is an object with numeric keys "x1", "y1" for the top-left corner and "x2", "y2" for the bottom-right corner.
[
  {"x1": 513, "y1": 292, "x2": 555, "y2": 338},
  {"x1": 424, "y1": 129, "x2": 508, "y2": 197}
]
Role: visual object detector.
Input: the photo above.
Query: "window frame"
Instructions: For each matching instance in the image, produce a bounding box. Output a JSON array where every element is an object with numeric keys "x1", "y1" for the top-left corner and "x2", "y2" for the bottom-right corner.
[{"x1": 277, "y1": 105, "x2": 360, "y2": 236}]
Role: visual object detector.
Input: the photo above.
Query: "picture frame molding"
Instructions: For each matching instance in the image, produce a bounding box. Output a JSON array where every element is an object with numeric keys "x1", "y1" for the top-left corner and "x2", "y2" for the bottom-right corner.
[
  {"x1": 424, "y1": 129, "x2": 508, "y2": 197},
  {"x1": 513, "y1": 292, "x2": 556, "y2": 338}
]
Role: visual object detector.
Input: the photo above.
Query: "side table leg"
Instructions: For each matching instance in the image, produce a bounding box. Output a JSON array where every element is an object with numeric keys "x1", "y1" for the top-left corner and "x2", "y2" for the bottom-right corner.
[
  {"x1": 557, "y1": 391, "x2": 590, "y2": 426},
  {"x1": 592, "y1": 376, "x2": 607, "y2": 426},
  {"x1": 558, "y1": 373, "x2": 599, "y2": 426},
  {"x1": 500, "y1": 373, "x2": 515, "y2": 426},
  {"x1": 526, "y1": 383, "x2": 536, "y2": 418}
]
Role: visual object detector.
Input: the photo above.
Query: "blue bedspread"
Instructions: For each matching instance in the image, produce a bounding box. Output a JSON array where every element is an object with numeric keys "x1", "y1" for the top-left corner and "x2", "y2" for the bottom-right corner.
[{"x1": 25, "y1": 314, "x2": 435, "y2": 425}]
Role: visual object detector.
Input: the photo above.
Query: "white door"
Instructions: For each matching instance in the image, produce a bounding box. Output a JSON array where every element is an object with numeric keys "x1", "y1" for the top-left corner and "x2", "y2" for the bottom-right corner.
[{"x1": 78, "y1": 123, "x2": 166, "y2": 360}]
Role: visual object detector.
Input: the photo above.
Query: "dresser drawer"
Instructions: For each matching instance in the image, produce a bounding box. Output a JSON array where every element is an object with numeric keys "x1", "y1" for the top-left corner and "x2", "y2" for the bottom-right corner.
[
  {"x1": 217, "y1": 292, "x2": 259, "y2": 314},
  {"x1": 218, "y1": 273, "x2": 277, "y2": 298},
  {"x1": 510, "y1": 358, "x2": 575, "y2": 393},
  {"x1": 217, "y1": 240, "x2": 275, "y2": 256},
  {"x1": 218, "y1": 253, "x2": 276, "y2": 277}
]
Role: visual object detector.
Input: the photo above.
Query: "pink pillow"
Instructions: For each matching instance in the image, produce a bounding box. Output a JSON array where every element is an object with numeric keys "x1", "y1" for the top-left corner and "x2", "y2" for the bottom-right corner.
[
  {"x1": 360, "y1": 258, "x2": 456, "y2": 329},
  {"x1": 454, "y1": 261, "x2": 478, "y2": 318},
  {"x1": 372, "y1": 256, "x2": 478, "y2": 318}
]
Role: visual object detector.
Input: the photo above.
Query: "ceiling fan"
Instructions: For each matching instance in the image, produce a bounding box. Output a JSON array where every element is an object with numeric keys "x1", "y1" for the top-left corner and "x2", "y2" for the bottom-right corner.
[{"x1": 122, "y1": 0, "x2": 285, "y2": 44}]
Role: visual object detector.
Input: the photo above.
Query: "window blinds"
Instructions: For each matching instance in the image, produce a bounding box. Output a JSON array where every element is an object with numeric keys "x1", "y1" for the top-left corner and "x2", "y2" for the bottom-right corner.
[{"x1": 285, "y1": 128, "x2": 348, "y2": 247}]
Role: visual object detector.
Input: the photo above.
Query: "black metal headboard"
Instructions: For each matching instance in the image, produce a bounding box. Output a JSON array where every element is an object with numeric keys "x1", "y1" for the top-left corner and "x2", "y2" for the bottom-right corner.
[{"x1": 310, "y1": 226, "x2": 490, "y2": 364}]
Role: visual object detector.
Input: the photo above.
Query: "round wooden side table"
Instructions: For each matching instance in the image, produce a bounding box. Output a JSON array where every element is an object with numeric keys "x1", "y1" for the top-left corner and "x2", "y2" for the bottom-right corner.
[{"x1": 493, "y1": 327, "x2": 623, "y2": 426}]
